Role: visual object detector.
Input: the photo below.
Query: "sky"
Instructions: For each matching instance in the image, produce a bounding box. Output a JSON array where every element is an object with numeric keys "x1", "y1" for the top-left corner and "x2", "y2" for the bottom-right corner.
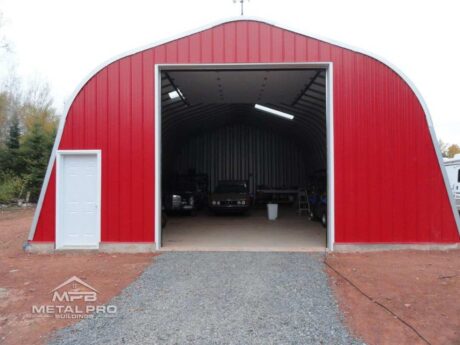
[{"x1": 0, "y1": 0, "x2": 458, "y2": 144}]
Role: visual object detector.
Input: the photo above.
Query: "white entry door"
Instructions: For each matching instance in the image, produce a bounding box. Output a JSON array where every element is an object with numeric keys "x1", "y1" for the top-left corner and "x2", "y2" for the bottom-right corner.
[{"x1": 56, "y1": 151, "x2": 101, "y2": 249}]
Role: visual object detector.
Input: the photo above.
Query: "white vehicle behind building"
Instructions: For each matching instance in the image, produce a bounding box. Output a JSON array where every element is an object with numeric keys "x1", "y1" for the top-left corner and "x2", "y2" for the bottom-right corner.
[{"x1": 444, "y1": 153, "x2": 460, "y2": 211}]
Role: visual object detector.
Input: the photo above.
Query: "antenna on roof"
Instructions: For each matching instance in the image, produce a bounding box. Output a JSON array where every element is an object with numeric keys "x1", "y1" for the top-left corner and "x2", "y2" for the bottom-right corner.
[{"x1": 233, "y1": 0, "x2": 249, "y2": 16}]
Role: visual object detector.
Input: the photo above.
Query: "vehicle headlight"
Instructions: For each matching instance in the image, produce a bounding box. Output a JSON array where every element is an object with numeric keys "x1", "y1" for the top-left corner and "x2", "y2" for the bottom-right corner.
[
  {"x1": 237, "y1": 200, "x2": 242, "y2": 205},
  {"x1": 241, "y1": 200, "x2": 246, "y2": 205},
  {"x1": 212, "y1": 200, "x2": 217, "y2": 205},
  {"x1": 216, "y1": 201, "x2": 220, "y2": 205}
]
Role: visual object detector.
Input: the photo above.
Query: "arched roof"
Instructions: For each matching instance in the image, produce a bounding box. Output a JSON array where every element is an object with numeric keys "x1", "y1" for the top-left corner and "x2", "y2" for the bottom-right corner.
[{"x1": 29, "y1": 17, "x2": 460, "y2": 240}]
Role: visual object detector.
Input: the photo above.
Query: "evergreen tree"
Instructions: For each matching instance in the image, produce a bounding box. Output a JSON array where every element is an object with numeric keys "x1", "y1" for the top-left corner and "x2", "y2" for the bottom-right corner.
[
  {"x1": 0, "y1": 92, "x2": 8, "y2": 143},
  {"x1": 0, "y1": 115, "x2": 23, "y2": 174},
  {"x1": 6, "y1": 115, "x2": 20, "y2": 149},
  {"x1": 20, "y1": 119, "x2": 54, "y2": 201},
  {"x1": 0, "y1": 71, "x2": 57, "y2": 203}
]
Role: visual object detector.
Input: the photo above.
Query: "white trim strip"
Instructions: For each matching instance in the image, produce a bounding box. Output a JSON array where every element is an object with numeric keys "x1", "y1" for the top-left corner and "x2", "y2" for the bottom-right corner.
[
  {"x1": 326, "y1": 63, "x2": 335, "y2": 250},
  {"x1": 29, "y1": 16, "x2": 459, "y2": 241},
  {"x1": 154, "y1": 65, "x2": 162, "y2": 250}
]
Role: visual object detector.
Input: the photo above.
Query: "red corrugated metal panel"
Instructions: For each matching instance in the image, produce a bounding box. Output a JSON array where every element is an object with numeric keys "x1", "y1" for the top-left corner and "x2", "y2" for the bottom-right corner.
[
  {"x1": 142, "y1": 50, "x2": 155, "y2": 242},
  {"x1": 32, "y1": 20, "x2": 459, "y2": 243},
  {"x1": 33, "y1": 167, "x2": 56, "y2": 241}
]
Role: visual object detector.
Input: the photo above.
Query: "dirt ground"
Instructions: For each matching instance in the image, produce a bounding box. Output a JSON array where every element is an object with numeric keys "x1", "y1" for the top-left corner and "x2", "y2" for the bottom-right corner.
[
  {"x1": 0, "y1": 208, "x2": 155, "y2": 345},
  {"x1": 326, "y1": 250, "x2": 460, "y2": 345},
  {"x1": 1, "y1": 209, "x2": 459, "y2": 345}
]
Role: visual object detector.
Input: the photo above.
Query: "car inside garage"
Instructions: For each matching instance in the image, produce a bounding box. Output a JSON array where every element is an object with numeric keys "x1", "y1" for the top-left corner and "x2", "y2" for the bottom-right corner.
[{"x1": 159, "y1": 66, "x2": 329, "y2": 251}]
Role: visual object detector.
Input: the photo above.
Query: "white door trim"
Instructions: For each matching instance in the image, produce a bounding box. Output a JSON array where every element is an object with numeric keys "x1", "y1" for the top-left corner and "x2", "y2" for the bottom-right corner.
[
  {"x1": 154, "y1": 64, "x2": 162, "y2": 249},
  {"x1": 154, "y1": 63, "x2": 334, "y2": 251},
  {"x1": 56, "y1": 150, "x2": 102, "y2": 250}
]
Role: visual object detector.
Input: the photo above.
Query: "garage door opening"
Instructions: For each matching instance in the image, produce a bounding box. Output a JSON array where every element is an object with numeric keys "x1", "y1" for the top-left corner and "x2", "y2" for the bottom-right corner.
[{"x1": 156, "y1": 64, "x2": 334, "y2": 251}]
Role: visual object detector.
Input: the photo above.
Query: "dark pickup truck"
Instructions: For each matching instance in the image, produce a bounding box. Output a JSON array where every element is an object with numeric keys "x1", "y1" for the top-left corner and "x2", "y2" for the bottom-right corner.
[{"x1": 209, "y1": 180, "x2": 251, "y2": 214}]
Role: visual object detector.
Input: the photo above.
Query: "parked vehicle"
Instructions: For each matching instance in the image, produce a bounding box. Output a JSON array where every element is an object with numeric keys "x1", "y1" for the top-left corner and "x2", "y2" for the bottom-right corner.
[
  {"x1": 163, "y1": 179, "x2": 206, "y2": 215},
  {"x1": 444, "y1": 154, "x2": 460, "y2": 211},
  {"x1": 209, "y1": 180, "x2": 251, "y2": 214},
  {"x1": 307, "y1": 170, "x2": 327, "y2": 227},
  {"x1": 309, "y1": 192, "x2": 327, "y2": 228}
]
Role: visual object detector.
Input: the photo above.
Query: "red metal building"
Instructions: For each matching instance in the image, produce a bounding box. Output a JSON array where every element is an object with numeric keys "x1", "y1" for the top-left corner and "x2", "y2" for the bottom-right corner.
[{"x1": 28, "y1": 18, "x2": 460, "y2": 251}]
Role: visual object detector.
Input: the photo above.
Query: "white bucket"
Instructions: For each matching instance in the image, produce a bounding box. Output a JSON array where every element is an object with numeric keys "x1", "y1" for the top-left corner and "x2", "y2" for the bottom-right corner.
[{"x1": 267, "y1": 203, "x2": 278, "y2": 220}]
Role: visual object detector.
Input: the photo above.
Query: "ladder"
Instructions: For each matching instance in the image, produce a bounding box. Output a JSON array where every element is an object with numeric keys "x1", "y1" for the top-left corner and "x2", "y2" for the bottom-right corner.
[{"x1": 298, "y1": 188, "x2": 310, "y2": 216}]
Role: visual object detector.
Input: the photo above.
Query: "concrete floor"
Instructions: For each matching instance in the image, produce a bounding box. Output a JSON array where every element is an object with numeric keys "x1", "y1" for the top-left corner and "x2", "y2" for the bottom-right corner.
[{"x1": 162, "y1": 206, "x2": 327, "y2": 252}]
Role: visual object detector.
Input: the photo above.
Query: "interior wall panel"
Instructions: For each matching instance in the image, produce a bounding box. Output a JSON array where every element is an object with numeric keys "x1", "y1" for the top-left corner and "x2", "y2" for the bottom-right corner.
[{"x1": 170, "y1": 124, "x2": 308, "y2": 194}]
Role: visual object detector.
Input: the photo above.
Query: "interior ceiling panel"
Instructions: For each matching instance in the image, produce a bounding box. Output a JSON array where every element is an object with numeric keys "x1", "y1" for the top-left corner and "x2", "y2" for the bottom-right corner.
[
  {"x1": 161, "y1": 68, "x2": 327, "y2": 173},
  {"x1": 167, "y1": 70, "x2": 321, "y2": 104}
]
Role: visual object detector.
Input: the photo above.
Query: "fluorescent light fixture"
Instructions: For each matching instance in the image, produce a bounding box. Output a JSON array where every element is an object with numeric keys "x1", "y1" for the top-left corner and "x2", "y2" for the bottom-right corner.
[
  {"x1": 254, "y1": 104, "x2": 294, "y2": 120},
  {"x1": 168, "y1": 89, "x2": 184, "y2": 100}
]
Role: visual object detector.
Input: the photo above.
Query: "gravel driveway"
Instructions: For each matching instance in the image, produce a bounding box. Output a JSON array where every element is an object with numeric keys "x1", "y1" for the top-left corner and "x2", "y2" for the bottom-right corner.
[{"x1": 49, "y1": 252, "x2": 362, "y2": 345}]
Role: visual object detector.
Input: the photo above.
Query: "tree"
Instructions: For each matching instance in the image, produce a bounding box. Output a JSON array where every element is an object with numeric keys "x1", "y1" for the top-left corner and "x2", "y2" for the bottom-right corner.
[
  {"x1": 0, "y1": 114, "x2": 23, "y2": 174},
  {"x1": 439, "y1": 139, "x2": 449, "y2": 157},
  {"x1": 0, "y1": 92, "x2": 8, "y2": 144},
  {"x1": 0, "y1": 16, "x2": 57, "y2": 203},
  {"x1": 6, "y1": 114, "x2": 20, "y2": 149},
  {"x1": 20, "y1": 82, "x2": 58, "y2": 136},
  {"x1": 0, "y1": 85, "x2": 57, "y2": 203},
  {"x1": 0, "y1": 12, "x2": 9, "y2": 52},
  {"x1": 20, "y1": 118, "x2": 55, "y2": 201},
  {"x1": 447, "y1": 144, "x2": 460, "y2": 158},
  {"x1": 18, "y1": 82, "x2": 58, "y2": 201}
]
